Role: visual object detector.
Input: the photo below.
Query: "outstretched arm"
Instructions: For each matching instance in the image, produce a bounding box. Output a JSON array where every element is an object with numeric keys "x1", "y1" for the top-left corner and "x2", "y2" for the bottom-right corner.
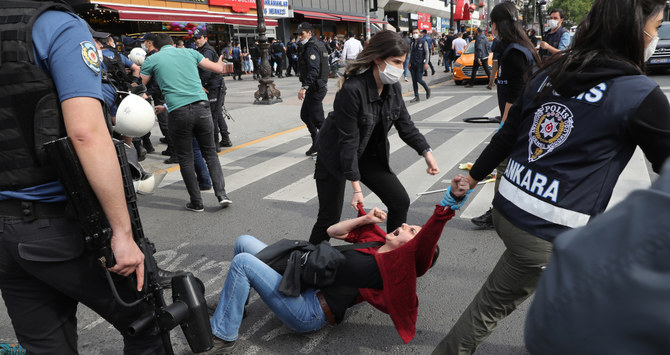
[{"x1": 327, "y1": 207, "x2": 386, "y2": 240}]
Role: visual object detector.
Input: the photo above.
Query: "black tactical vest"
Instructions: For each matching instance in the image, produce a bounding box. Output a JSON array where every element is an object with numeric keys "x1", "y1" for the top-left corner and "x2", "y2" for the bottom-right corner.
[
  {"x1": 0, "y1": 0, "x2": 71, "y2": 190},
  {"x1": 102, "y1": 47, "x2": 131, "y2": 91}
]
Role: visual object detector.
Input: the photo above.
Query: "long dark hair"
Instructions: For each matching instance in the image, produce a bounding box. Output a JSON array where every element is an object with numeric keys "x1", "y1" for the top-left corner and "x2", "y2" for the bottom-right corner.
[
  {"x1": 490, "y1": 2, "x2": 541, "y2": 66},
  {"x1": 541, "y1": 0, "x2": 665, "y2": 90},
  {"x1": 338, "y1": 30, "x2": 409, "y2": 89}
]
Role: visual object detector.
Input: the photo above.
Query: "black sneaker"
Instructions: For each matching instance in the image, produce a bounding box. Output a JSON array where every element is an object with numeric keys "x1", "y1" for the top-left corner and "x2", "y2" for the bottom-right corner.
[
  {"x1": 426, "y1": 87, "x2": 432, "y2": 100},
  {"x1": 185, "y1": 202, "x2": 204, "y2": 212},
  {"x1": 218, "y1": 194, "x2": 232, "y2": 208},
  {"x1": 305, "y1": 147, "x2": 317, "y2": 156},
  {"x1": 220, "y1": 135, "x2": 232, "y2": 147},
  {"x1": 164, "y1": 156, "x2": 179, "y2": 164},
  {"x1": 199, "y1": 185, "x2": 212, "y2": 191},
  {"x1": 472, "y1": 208, "x2": 494, "y2": 229},
  {"x1": 161, "y1": 149, "x2": 173, "y2": 156},
  {"x1": 410, "y1": 96, "x2": 420, "y2": 103},
  {"x1": 159, "y1": 137, "x2": 168, "y2": 144}
]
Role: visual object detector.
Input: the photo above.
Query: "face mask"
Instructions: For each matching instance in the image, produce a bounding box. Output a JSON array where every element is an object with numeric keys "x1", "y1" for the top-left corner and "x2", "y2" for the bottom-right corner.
[
  {"x1": 141, "y1": 43, "x2": 147, "y2": 51},
  {"x1": 300, "y1": 38, "x2": 309, "y2": 45},
  {"x1": 377, "y1": 60, "x2": 404, "y2": 85},
  {"x1": 644, "y1": 31, "x2": 659, "y2": 61},
  {"x1": 97, "y1": 50, "x2": 103, "y2": 62},
  {"x1": 547, "y1": 19, "x2": 559, "y2": 30},
  {"x1": 412, "y1": 33, "x2": 419, "y2": 39}
]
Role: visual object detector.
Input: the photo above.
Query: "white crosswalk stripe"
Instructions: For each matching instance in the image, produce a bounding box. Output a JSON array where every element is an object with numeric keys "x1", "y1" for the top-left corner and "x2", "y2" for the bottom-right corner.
[
  {"x1": 156, "y1": 94, "x2": 655, "y2": 220},
  {"x1": 424, "y1": 95, "x2": 492, "y2": 122},
  {"x1": 365, "y1": 128, "x2": 495, "y2": 209},
  {"x1": 263, "y1": 128, "x2": 433, "y2": 203}
]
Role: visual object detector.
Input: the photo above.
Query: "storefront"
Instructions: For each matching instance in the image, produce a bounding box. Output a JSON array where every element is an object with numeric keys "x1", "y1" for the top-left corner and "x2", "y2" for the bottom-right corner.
[
  {"x1": 290, "y1": 9, "x2": 387, "y2": 40},
  {"x1": 74, "y1": 0, "x2": 283, "y2": 52},
  {"x1": 386, "y1": 11, "x2": 409, "y2": 33}
]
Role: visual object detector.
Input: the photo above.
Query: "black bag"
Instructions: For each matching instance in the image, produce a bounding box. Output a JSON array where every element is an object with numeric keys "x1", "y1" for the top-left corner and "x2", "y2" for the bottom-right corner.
[{"x1": 255, "y1": 239, "x2": 382, "y2": 296}]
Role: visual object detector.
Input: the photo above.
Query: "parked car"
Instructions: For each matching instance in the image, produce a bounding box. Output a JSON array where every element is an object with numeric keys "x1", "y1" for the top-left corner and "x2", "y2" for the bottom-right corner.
[
  {"x1": 452, "y1": 42, "x2": 494, "y2": 85},
  {"x1": 647, "y1": 21, "x2": 670, "y2": 70}
]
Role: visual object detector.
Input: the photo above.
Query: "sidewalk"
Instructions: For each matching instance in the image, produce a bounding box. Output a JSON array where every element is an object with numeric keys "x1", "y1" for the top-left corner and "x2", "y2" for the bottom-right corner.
[{"x1": 140, "y1": 67, "x2": 453, "y2": 173}]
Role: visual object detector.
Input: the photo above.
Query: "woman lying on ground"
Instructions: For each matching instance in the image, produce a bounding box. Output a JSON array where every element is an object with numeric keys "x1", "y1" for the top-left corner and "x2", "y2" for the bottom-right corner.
[{"x1": 203, "y1": 176, "x2": 473, "y2": 354}]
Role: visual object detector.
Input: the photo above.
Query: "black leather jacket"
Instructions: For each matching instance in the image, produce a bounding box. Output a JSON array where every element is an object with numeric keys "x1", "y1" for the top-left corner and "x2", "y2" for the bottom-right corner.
[{"x1": 316, "y1": 69, "x2": 430, "y2": 181}]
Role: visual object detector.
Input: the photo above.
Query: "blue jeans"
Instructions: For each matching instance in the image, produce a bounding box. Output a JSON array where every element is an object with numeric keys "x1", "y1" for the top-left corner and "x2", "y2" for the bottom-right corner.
[
  {"x1": 210, "y1": 235, "x2": 329, "y2": 341},
  {"x1": 403, "y1": 58, "x2": 410, "y2": 79},
  {"x1": 410, "y1": 63, "x2": 429, "y2": 98},
  {"x1": 193, "y1": 138, "x2": 211, "y2": 189}
]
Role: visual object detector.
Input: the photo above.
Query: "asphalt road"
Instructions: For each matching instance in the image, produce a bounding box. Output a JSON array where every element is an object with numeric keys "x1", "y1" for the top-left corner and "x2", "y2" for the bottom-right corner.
[{"x1": 1, "y1": 69, "x2": 667, "y2": 354}]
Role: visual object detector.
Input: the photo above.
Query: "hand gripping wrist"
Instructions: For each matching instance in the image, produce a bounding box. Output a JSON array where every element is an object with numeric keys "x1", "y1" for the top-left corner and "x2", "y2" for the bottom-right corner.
[{"x1": 440, "y1": 186, "x2": 474, "y2": 210}]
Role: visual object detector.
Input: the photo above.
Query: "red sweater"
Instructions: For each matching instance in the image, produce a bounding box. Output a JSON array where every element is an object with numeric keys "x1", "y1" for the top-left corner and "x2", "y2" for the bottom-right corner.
[{"x1": 345, "y1": 205, "x2": 455, "y2": 343}]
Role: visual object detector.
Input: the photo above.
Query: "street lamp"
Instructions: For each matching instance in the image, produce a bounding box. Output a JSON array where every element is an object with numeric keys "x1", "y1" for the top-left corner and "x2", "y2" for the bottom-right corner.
[{"x1": 253, "y1": 0, "x2": 282, "y2": 105}]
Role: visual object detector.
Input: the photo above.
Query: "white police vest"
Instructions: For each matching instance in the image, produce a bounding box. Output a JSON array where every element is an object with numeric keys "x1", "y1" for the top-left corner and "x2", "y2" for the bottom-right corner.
[{"x1": 493, "y1": 72, "x2": 657, "y2": 241}]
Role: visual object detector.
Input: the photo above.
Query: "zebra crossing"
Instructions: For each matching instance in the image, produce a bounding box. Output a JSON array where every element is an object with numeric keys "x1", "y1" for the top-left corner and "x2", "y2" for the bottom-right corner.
[{"x1": 156, "y1": 92, "x2": 655, "y2": 220}]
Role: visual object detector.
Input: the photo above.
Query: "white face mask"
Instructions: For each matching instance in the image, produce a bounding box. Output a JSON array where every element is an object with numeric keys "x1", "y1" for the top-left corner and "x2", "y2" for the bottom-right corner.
[
  {"x1": 97, "y1": 50, "x2": 103, "y2": 62},
  {"x1": 141, "y1": 43, "x2": 147, "y2": 51},
  {"x1": 377, "y1": 60, "x2": 404, "y2": 85},
  {"x1": 644, "y1": 31, "x2": 659, "y2": 61},
  {"x1": 412, "y1": 33, "x2": 419, "y2": 39},
  {"x1": 547, "y1": 19, "x2": 559, "y2": 30}
]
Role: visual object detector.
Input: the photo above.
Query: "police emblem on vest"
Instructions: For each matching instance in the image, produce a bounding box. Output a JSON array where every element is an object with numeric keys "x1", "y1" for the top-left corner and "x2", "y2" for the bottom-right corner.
[{"x1": 528, "y1": 102, "x2": 574, "y2": 162}]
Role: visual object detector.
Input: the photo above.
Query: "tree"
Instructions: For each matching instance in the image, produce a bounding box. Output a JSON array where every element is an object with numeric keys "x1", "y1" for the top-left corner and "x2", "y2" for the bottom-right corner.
[{"x1": 549, "y1": 0, "x2": 595, "y2": 27}]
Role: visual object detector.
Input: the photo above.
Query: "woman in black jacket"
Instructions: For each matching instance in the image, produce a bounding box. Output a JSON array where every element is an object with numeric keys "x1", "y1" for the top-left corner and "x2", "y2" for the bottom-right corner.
[{"x1": 309, "y1": 30, "x2": 439, "y2": 245}]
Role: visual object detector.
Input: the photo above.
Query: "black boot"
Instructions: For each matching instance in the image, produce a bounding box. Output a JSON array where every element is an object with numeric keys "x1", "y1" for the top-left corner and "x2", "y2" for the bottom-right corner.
[
  {"x1": 220, "y1": 134, "x2": 232, "y2": 147},
  {"x1": 142, "y1": 134, "x2": 154, "y2": 153}
]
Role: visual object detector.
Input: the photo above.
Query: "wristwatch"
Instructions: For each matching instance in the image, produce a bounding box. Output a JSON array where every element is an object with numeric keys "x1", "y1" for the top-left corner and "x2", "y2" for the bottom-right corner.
[{"x1": 422, "y1": 147, "x2": 432, "y2": 156}]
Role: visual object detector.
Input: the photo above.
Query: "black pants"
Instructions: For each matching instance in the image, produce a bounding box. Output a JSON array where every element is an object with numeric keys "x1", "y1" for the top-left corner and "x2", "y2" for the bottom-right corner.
[
  {"x1": 286, "y1": 57, "x2": 298, "y2": 76},
  {"x1": 0, "y1": 215, "x2": 164, "y2": 354},
  {"x1": 300, "y1": 86, "x2": 327, "y2": 147},
  {"x1": 232, "y1": 59, "x2": 242, "y2": 79},
  {"x1": 208, "y1": 84, "x2": 228, "y2": 144},
  {"x1": 272, "y1": 55, "x2": 283, "y2": 77},
  {"x1": 469, "y1": 57, "x2": 491, "y2": 85},
  {"x1": 169, "y1": 101, "x2": 227, "y2": 204},
  {"x1": 424, "y1": 55, "x2": 435, "y2": 75},
  {"x1": 309, "y1": 156, "x2": 410, "y2": 245}
]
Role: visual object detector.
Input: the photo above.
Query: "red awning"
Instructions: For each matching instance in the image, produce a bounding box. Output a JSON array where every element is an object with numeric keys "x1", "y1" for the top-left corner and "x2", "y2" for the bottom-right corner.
[
  {"x1": 94, "y1": 2, "x2": 277, "y2": 27},
  {"x1": 294, "y1": 10, "x2": 340, "y2": 21},
  {"x1": 334, "y1": 14, "x2": 367, "y2": 23}
]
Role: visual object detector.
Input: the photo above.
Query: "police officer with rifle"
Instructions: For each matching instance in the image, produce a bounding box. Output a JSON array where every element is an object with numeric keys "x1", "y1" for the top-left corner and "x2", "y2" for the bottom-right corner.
[{"x1": 0, "y1": 1, "x2": 211, "y2": 353}]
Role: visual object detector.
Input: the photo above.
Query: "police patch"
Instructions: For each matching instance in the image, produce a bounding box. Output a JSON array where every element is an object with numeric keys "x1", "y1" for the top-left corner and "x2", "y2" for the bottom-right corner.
[
  {"x1": 310, "y1": 54, "x2": 316, "y2": 60},
  {"x1": 528, "y1": 102, "x2": 574, "y2": 162},
  {"x1": 80, "y1": 41, "x2": 100, "y2": 75}
]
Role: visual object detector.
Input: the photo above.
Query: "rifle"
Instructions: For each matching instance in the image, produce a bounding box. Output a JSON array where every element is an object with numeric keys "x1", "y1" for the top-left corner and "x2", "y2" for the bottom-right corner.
[{"x1": 44, "y1": 138, "x2": 213, "y2": 354}]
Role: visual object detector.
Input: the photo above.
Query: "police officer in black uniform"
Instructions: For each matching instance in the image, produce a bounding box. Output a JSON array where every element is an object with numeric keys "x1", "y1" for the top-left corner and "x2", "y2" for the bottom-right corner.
[
  {"x1": 0, "y1": 1, "x2": 164, "y2": 353},
  {"x1": 270, "y1": 38, "x2": 285, "y2": 78},
  {"x1": 193, "y1": 28, "x2": 232, "y2": 148},
  {"x1": 285, "y1": 36, "x2": 299, "y2": 77},
  {"x1": 296, "y1": 22, "x2": 329, "y2": 156}
]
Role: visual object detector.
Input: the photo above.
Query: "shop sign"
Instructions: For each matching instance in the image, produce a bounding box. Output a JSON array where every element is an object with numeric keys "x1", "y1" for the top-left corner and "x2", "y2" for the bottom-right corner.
[
  {"x1": 398, "y1": 12, "x2": 409, "y2": 28},
  {"x1": 210, "y1": 0, "x2": 256, "y2": 13},
  {"x1": 417, "y1": 12, "x2": 431, "y2": 31},
  {"x1": 167, "y1": 0, "x2": 208, "y2": 3},
  {"x1": 436, "y1": 17, "x2": 442, "y2": 32},
  {"x1": 263, "y1": 0, "x2": 289, "y2": 17}
]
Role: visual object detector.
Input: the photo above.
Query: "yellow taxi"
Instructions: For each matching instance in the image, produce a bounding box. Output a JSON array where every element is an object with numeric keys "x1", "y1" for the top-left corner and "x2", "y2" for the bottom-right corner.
[{"x1": 452, "y1": 41, "x2": 494, "y2": 85}]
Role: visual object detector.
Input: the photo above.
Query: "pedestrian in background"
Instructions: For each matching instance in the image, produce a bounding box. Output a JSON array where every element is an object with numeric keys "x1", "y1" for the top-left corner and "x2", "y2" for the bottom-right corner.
[
  {"x1": 422, "y1": 29, "x2": 436, "y2": 76},
  {"x1": 408, "y1": 28, "x2": 431, "y2": 103},
  {"x1": 464, "y1": 27, "x2": 491, "y2": 88},
  {"x1": 142, "y1": 34, "x2": 233, "y2": 211},
  {"x1": 286, "y1": 36, "x2": 299, "y2": 76},
  {"x1": 231, "y1": 41, "x2": 243, "y2": 80},
  {"x1": 342, "y1": 31, "x2": 363, "y2": 66},
  {"x1": 451, "y1": 32, "x2": 467, "y2": 63},
  {"x1": 296, "y1": 22, "x2": 329, "y2": 157},
  {"x1": 401, "y1": 31, "x2": 412, "y2": 81},
  {"x1": 434, "y1": 0, "x2": 670, "y2": 352},
  {"x1": 309, "y1": 30, "x2": 439, "y2": 245},
  {"x1": 540, "y1": 8, "x2": 571, "y2": 58}
]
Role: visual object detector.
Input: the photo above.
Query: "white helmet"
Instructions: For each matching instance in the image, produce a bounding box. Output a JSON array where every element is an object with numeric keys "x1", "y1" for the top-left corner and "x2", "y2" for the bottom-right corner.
[
  {"x1": 128, "y1": 47, "x2": 146, "y2": 66},
  {"x1": 114, "y1": 94, "x2": 156, "y2": 137}
]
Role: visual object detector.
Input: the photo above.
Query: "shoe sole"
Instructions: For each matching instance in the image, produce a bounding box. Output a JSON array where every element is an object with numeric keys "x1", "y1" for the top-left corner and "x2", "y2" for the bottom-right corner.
[
  {"x1": 219, "y1": 200, "x2": 232, "y2": 208},
  {"x1": 185, "y1": 206, "x2": 205, "y2": 212}
]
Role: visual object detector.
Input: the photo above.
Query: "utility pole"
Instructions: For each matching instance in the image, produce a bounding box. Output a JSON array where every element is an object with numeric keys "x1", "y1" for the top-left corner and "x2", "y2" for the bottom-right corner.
[{"x1": 365, "y1": 0, "x2": 371, "y2": 40}]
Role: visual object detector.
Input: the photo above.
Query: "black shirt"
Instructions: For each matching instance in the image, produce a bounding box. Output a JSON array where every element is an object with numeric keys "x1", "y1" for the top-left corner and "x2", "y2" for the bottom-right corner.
[{"x1": 321, "y1": 250, "x2": 383, "y2": 323}]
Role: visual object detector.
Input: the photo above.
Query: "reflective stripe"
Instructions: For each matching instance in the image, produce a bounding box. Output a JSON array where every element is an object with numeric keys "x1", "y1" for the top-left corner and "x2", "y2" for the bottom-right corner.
[{"x1": 498, "y1": 177, "x2": 590, "y2": 229}]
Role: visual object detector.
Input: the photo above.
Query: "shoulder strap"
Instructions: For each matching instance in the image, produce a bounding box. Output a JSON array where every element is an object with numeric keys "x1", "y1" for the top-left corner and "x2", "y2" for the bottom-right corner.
[{"x1": 333, "y1": 241, "x2": 383, "y2": 251}]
